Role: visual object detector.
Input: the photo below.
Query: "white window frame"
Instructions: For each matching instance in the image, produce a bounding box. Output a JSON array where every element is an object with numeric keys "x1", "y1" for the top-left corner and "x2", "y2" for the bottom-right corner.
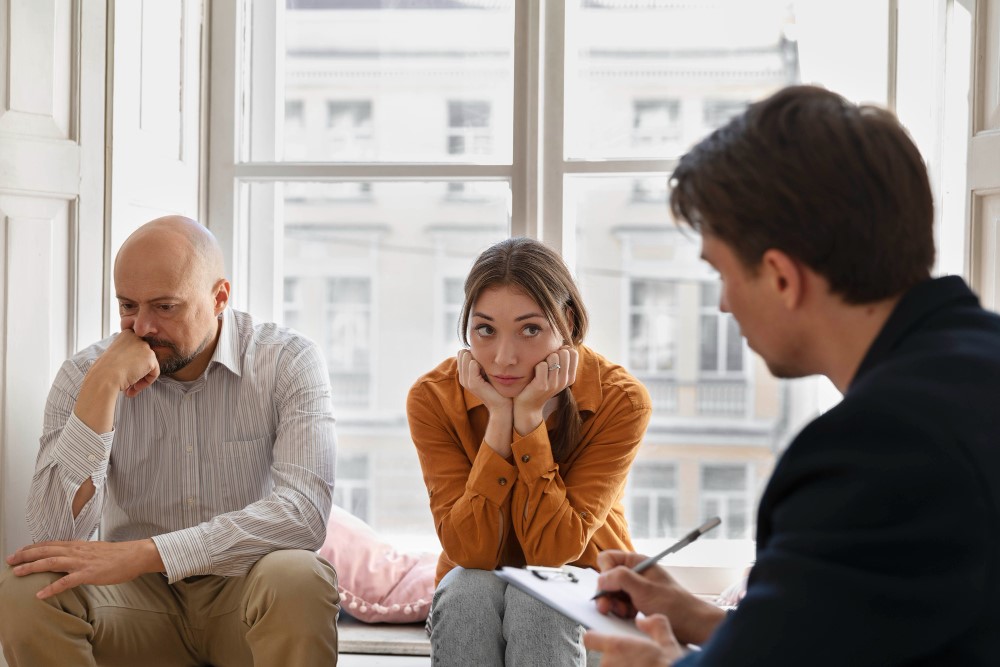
[{"x1": 208, "y1": 0, "x2": 981, "y2": 322}]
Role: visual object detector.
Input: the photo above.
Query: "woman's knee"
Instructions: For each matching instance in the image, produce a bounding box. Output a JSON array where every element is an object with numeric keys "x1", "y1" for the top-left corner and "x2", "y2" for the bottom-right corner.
[{"x1": 433, "y1": 567, "x2": 505, "y2": 609}]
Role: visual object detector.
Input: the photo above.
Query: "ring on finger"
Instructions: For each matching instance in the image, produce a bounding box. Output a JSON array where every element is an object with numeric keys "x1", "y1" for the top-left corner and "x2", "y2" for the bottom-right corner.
[{"x1": 548, "y1": 363, "x2": 561, "y2": 371}]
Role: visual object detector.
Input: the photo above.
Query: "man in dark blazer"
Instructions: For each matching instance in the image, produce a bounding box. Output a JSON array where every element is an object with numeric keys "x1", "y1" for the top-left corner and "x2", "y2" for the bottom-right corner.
[{"x1": 584, "y1": 85, "x2": 1000, "y2": 666}]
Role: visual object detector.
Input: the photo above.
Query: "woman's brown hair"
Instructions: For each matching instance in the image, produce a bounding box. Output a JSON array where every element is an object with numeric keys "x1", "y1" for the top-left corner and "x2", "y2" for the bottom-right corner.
[{"x1": 459, "y1": 237, "x2": 590, "y2": 463}]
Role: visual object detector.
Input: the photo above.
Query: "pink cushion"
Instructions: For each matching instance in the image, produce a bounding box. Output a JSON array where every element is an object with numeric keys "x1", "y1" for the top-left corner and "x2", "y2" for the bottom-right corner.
[{"x1": 318, "y1": 505, "x2": 439, "y2": 623}]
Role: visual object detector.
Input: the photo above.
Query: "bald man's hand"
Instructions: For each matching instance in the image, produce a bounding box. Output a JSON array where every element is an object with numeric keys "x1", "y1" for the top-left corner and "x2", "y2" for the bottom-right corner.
[
  {"x1": 94, "y1": 330, "x2": 161, "y2": 397},
  {"x1": 73, "y1": 330, "x2": 159, "y2": 437}
]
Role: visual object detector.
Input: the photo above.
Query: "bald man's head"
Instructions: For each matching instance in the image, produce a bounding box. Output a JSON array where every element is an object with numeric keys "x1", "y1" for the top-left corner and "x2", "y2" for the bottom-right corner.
[
  {"x1": 114, "y1": 216, "x2": 231, "y2": 380},
  {"x1": 115, "y1": 216, "x2": 225, "y2": 291}
]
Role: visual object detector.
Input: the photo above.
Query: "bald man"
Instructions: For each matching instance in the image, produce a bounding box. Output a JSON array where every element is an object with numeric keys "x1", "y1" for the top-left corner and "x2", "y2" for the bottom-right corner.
[{"x1": 0, "y1": 217, "x2": 340, "y2": 665}]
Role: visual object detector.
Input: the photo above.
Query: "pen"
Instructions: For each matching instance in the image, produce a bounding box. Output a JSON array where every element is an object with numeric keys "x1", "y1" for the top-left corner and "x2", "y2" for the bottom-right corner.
[{"x1": 591, "y1": 516, "x2": 722, "y2": 601}]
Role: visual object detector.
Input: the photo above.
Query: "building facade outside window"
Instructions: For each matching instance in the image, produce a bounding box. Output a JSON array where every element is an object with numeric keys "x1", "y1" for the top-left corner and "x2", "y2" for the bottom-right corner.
[{"x1": 212, "y1": 0, "x2": 905, "y2": 558}]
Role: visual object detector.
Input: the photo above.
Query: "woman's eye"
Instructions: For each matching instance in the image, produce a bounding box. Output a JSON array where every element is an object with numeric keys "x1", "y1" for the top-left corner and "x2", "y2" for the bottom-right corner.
[
  {"x1": 523, "y1": 324, "x2": 542, "y2": 336},
  {"x1": 473, "y1": 324, "x2": 494, "y2": 336}
]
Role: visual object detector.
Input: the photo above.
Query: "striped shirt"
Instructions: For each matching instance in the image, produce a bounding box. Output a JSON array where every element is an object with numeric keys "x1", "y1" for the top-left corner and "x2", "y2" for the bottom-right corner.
[{"x1": 26, "y1": 308, "x2": 337, "y2": 583}]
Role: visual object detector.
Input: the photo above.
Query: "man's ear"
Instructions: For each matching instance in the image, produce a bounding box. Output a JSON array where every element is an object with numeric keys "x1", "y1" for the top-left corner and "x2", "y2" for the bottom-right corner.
[
  {"x1": 760, "y1": 249, "x2": 805, "y2": 310},
  {"x1": 212, "y1": 279, "x2": 231, "y2": 315}
]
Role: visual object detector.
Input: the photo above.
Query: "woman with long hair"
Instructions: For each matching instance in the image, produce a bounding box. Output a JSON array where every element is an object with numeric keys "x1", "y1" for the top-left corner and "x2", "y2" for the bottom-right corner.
[{"x1": 407, "y1": 237, "x2": 652, "y2": 665}]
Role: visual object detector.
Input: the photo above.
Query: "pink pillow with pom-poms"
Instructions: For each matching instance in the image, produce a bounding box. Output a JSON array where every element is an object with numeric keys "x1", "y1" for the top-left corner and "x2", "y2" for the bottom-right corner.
[{"x1": 318, "y1": 505, "x2": 439, "y2": 623}]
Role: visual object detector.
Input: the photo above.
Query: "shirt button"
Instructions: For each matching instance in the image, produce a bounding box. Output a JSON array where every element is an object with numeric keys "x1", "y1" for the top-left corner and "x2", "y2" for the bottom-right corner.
[
  {"x1": 580, "y1": 511, "x2": 589, "y2": 520},
  {"x1": 186, "y1": 445, "x2": 193, "y2": 453},
  {"x1": 521, "y1": 454, "x2": 530, "y2": 463},
  {"x1": 498, "y1": 477, "x2": 507, "y2": 486},
  {"x1": 87, "y1": 454, "x2": 97, "y2": 462},
  {"x1": 187, "y1": 497, "x2": 195, "y2": 506}
]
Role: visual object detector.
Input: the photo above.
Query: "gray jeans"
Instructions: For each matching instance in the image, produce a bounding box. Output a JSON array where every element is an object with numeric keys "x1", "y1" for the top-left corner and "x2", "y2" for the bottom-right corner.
[{"x1": 428, "y1": 566, "x2": 587, "y2": 667}]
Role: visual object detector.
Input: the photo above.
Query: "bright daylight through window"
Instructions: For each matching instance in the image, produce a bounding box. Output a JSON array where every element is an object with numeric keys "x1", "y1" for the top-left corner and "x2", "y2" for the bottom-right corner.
[{"x1": 220, "y1": 0, "x2": 893, "y2": 565}]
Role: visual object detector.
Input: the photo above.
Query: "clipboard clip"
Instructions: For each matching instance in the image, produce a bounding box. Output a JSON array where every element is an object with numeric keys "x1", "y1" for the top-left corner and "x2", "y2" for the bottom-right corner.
[{"x1": 526, "y1": 566, "x2": 578, "y2": 582}]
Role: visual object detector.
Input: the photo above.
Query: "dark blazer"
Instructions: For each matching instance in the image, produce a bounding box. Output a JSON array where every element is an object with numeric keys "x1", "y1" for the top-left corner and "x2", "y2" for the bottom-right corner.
[{"x1": 678, "y1": 276, "x2": 1000, "y2": 666}]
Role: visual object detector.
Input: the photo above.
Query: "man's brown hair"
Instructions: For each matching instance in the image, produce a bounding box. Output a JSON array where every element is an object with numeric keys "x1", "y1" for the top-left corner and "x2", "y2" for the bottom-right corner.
[{"x1": 670, "y1": 85, "x2": 935, "y2": 303}]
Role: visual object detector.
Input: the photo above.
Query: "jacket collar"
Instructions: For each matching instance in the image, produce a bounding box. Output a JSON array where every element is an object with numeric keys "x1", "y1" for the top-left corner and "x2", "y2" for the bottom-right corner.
[{"x1": 850, "y1": 276, "x2": 979, "y2": 390}]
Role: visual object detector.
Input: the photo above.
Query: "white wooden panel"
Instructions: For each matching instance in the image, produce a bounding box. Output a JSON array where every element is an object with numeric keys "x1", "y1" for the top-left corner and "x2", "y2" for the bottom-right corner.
[
  {"x1": 139, "y1": 0, "x2": 184, "y2": 160},
  {"x1": 0, "y1": 198, "x2": 73, "y2": 557},
  {"x1": 0, "y1": 0, "x2": 74, "y2": 139},
  {"x1": 108, "y1": 0, "x2": 203, "y2": 303},
  {"x1": 970, "y1": 192, "x2": 1000, "y2": 311},
  {"x1": 0, "y1": 0, "x2": 105, "y2": 577},
  {"x1": 0, "y1": 135, "x2": 80, "y2": 197},
  {"x1": 975, "y1": 0, "x2": 1000, "y2": 131},
  {"x1": 968, "y1": 1, "x2": 1000, "y2": 311}
]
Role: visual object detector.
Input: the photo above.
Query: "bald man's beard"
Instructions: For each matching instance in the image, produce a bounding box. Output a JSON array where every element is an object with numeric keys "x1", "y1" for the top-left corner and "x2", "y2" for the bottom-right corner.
[{"x1": 142, "y1": 335, "x2": 210, "y2": 376}]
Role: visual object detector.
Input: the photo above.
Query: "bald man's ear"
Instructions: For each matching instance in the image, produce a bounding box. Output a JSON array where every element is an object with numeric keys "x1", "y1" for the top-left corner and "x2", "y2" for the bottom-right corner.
[{"x1": 212, "y1": 279, "x2": 231, "y2": 315}]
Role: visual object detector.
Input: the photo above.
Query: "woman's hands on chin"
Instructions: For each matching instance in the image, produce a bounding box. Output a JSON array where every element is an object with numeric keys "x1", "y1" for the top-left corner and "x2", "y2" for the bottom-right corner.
[
  {"x1": 458, "y1": 348, "x2": 514, "y2": 458},
  {"x1": 513, "y1": 345, "x2": 579, "y2": 436},
  {"x1": 457, "y1": 348, "x2": 510, "y2": 412}
]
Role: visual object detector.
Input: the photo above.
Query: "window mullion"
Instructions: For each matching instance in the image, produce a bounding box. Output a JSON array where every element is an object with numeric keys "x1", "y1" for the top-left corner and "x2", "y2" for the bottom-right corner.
[{"x1": 540, "y1": 0, "x2": 566, "y2": 253}]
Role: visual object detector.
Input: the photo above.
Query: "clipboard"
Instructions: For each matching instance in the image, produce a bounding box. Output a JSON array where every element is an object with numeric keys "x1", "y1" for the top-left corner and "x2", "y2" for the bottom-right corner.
[{"x1": 494, "y1": 565, "x2": 648, "y2": 639}]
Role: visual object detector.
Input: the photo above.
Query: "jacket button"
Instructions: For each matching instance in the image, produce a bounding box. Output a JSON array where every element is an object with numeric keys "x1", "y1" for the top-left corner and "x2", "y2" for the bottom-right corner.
[
  {"x1": 521, "y1": 454, "x2": 530, "y2": 463},
  {"x1": 498, "y1": 477, "x2": 507, "y2": 486}
]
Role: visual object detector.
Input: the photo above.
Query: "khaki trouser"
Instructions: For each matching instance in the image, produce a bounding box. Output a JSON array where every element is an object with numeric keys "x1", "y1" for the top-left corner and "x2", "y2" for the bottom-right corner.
[{"x1": 0, "y1": 549, "x2": 340, "y2": 666}]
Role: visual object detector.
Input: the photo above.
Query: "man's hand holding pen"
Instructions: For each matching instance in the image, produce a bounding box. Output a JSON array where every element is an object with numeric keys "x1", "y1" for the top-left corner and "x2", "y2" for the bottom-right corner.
[{"x1": 591, "y1": 550, "x2": 725, "y2": 647}]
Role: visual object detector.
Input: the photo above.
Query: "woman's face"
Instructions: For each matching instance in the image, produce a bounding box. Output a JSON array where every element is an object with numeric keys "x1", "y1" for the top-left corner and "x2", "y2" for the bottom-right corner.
[{"x1": 468, "y1": 285, "x2": 564, "y2": 398}]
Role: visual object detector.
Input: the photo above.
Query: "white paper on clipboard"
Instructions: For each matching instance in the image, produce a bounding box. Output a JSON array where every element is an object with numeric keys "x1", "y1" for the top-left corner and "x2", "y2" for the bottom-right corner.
[{"x1": 494, "y1": 565, "x2": 648, "y2": 639}]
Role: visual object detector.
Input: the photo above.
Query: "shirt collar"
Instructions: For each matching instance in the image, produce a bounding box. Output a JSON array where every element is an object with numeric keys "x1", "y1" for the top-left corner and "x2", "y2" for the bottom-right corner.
[{"x1": 208, "y1": 307, "x2": 242, "y2": 377}]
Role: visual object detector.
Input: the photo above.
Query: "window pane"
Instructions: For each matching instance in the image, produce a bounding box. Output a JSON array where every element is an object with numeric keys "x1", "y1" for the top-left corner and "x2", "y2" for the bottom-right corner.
[
  {"x1": 699, "y1": 314, "x2": 718, "y2": 372},
  {"x1": 246, "y1": 179, "x2": 508, "y2": 539},
  {"x1": 631, "y1": 462, "x2": 676, "y2": 488},
  {"x1": 702, "y1": 465, "x2": 747, "y2": 492},
  {"x1": 655, "y1": 497, "x2": 676, "y2": 537},
  {"x1": 726, "y1": 316, "x2": 744, "y2": 372},
  {"x1": 564, "y1": 0, "x2": 798, "y2": 159},
  {"x1": 254, "y1": 1, "x2": 515, "y2": 162},
  {"x1": 630, "y1": 497, "x2": 651, "y2": 537}
]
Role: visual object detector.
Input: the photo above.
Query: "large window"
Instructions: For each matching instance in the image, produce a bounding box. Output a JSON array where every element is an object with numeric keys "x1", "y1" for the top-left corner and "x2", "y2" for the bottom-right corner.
[{"x1": 210, "y1": 0, "x2": 910, "y2": 558}]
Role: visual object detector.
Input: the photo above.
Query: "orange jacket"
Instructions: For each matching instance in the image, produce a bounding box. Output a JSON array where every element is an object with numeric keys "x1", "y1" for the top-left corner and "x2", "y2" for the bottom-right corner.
[{"x1": 407, "y1": 345, "x2": 652, "y2": 585}]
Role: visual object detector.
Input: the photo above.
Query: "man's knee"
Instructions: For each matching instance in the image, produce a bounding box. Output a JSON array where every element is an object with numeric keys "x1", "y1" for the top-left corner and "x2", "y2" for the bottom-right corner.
[
  {"x1": 244, "y1": 550, "x2": 340, "y2": 619},
  {"x1": 0, "y1": 568, "x2": 66, "y2": 637}
]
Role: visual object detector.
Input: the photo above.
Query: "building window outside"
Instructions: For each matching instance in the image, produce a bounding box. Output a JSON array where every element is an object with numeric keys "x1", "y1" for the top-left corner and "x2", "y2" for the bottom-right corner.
[
  {"x1": 632, "y1": 99, "x2": 681, "y2": 148},
  {"x1": 446, "y1": 100, "x2": 492, "y2": 198},
  {"x1": 217, "y1": 0, "x2": 903, "y2": 552},
  {"x1": 701, "y1": 463, "x2": 753, "y2": 540},
  {"x1": 629, "y1": 278, "x2": 678, "y2": 413},
  {"x1": 334, "y1": 453, "x2": 372, "y2": 523},
  {"x1": 283, "y1": 277, "x2": 302, "y2": 331},
  {"x1": 702, "y1": 98, "x2": 750, "y2": 132},
  {"x1": 327, "y1": 100, "x2": 374, "y2": 157},
  {"x1": 442, "y1": 276, "x2": 465, "y2": 349},
  {"x1": 698, "y1": 282, "x2": 747, "y2": 416},
  {"x1": 627, "y1": 461, "x2": 678, "y2": 539},
  {"x1": 326, "y1": 276, "x2": 373, "y2": 410}
]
